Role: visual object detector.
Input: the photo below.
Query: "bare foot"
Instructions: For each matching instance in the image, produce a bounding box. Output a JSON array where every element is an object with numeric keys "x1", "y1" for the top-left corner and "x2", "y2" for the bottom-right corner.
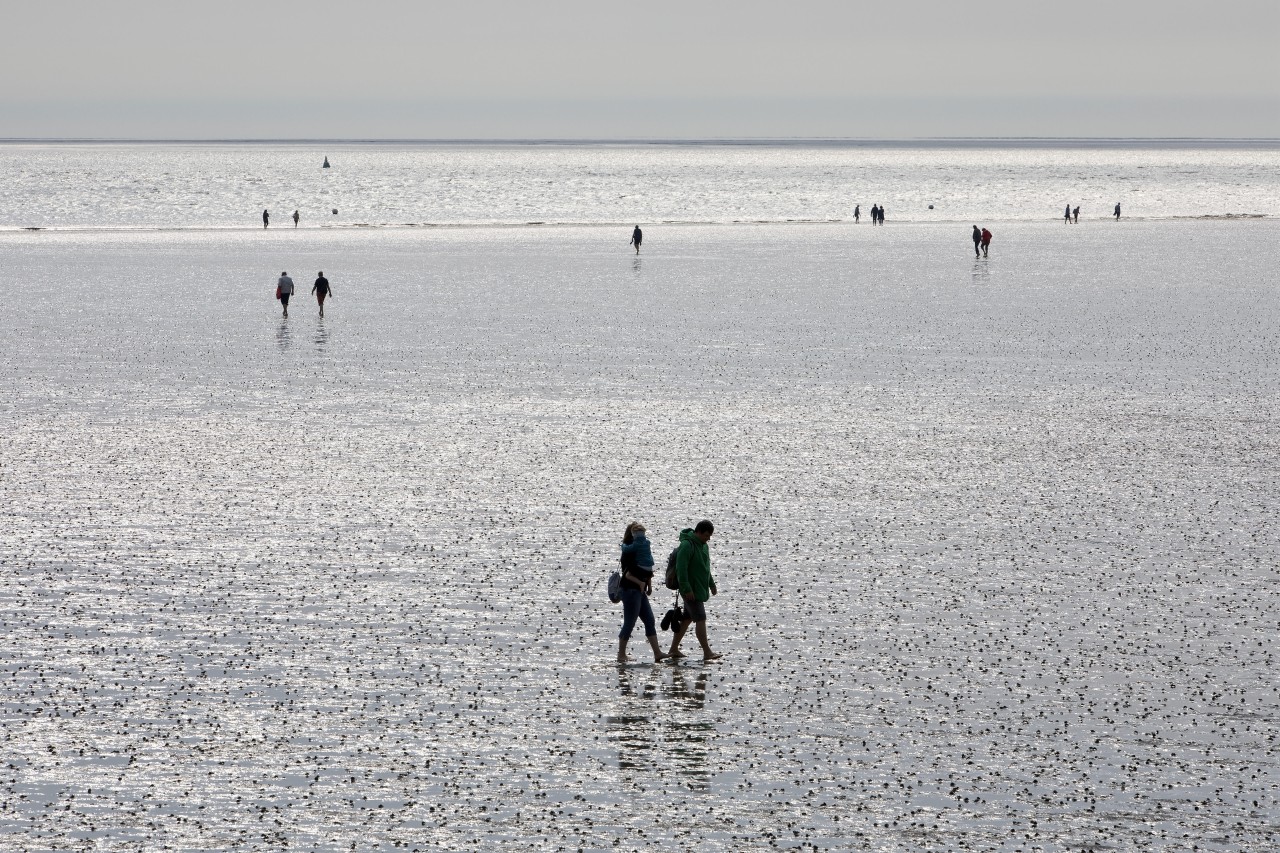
[
  {"x1": 653, "y1": 651, "x2": 671, "y2": 663},
  {"x1": 617, "y1": 655, "x2": 631, "y2": 664},
  {"x1": 703, "y1": 652, "x2": 723, "y2": 661},
  {"x1": 669, "y1": 650, "x2": 687, "y2": 659}
]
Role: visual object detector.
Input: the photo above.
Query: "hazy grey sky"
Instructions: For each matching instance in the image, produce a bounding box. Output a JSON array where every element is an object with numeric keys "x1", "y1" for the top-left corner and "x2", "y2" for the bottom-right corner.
[{"x1": 2, "y1": 0, "x2": 1277, "y2": 137}]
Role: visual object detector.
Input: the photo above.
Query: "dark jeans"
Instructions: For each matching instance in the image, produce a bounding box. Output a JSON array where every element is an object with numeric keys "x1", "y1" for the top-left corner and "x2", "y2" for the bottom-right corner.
[{"x1": 619, "y1": 586, "x2": 657, "y2": 639}]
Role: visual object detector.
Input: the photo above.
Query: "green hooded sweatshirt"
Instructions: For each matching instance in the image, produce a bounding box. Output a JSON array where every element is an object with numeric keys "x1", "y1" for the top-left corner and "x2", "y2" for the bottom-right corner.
[{"x1": 675, "y1": 527, "x2": 715, "y2": 602}]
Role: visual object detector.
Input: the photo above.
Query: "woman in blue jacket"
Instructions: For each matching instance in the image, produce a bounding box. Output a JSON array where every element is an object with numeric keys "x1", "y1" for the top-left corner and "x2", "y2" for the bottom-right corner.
[{"x1": 618, "y1": 522, "x2": 669, "y2": 663}]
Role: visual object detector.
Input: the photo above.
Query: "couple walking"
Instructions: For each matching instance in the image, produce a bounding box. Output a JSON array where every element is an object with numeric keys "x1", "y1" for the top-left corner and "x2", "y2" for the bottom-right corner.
[
  {"x1": 971, "y1": 225, "x2": 993, "y2": 257},
  {"x1": 275, "y1": 271, "x2": 333, "y2": 317},
  {"x1": 617, "y1": 520, "x2": 721, "y2": 664}
]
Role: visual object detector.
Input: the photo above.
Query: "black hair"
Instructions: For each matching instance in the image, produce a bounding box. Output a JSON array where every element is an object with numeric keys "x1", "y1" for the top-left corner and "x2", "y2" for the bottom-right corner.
[
  {"x1": 694, "y1": 519, "x2": 714, "y2": 535},
  {"x1": 622, "y1": 524, "x2": 634, "y2": 545}
]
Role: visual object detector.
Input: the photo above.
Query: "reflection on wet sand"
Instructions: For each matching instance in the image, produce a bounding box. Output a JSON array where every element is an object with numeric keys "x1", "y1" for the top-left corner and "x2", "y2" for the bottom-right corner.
[
  {"x1": 275, "y1": 319, "x2": 292, "y2": 351},
  {"x1": 971, "y1": 258, "x2": 991, "y2": 285},
  {"x1": 608, "y1": 667, "x2": 712, "y2": 790},
  {"x1": 314, "y1": 319, "x2": 329, "y2": 350}
]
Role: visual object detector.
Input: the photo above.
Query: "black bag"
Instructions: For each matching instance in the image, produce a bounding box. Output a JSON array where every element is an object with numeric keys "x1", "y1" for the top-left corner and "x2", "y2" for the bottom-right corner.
[
  {"x1": 663, "y1": 546, "x2": 681, "y2": 590},
  {"x1": 607, "y1": 570, "x2": 622, "y2": 604},
  {"x1": 660, "y1": 594, "x2": 685, "y2": 631}
]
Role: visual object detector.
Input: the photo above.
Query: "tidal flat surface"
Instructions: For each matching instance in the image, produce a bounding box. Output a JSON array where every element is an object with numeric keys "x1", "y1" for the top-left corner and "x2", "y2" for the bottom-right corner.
[{"x1": 2, "y1": 221, "x2": 1279, "y2": 851}]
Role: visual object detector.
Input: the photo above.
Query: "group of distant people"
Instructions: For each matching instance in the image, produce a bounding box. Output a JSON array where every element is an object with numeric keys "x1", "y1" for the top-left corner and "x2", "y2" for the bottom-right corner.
[
  {"x1": 262, "y1": 209, "x2": 302, "y2": 228},
  {"x1": 275, "y1": 271, "x2": 332, "y2": 318},
  {"x1": 616, "y1": 520, "x2": 721, "y2": 664},
  {"x1": 1065, "y1": 203, "x2": 1122, "y2": 223},
  {"x1": 851, "y1": 204, "x2": 886, "y2": 224}
]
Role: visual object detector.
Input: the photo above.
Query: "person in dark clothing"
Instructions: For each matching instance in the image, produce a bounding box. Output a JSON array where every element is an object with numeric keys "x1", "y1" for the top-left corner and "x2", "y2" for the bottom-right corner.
[
  {"x1": 1114, "y1": 203, "x2": 1121, "y2": 220},
  {"x1": 630, "y1": 225, "x2": 643, "y2": 254},
  {"x1": 617, "y1": 523, "x2": 669, "y2": 663},
  {"x1": 1064, "y1": 204, "x2": 1072, "y2": 224},
  {"x1": 1072, "y1": 206, "x2": 1080, "y2": 224},
  {"x1": 292, "y1": 210, "x2": 300, "y2": 228},
  {"x1": 263, "y1": 209, "x2": 270, "y2": 229},
  {"x1": 311, "y1": 272, "x2": 332, "y2": 317},
  {"x1": 668, "y1": 519, "x2": 722, "y2": 661},
  {"x1": 854, "y1": 204, "x2": 860, "y2": 223},
  {"x1": 972, "y1": 225, "x2": 982, "y2": 257}
]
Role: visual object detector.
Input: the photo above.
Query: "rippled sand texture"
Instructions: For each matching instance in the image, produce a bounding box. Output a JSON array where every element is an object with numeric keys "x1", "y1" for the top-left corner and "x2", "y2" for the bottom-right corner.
[
  {"x1": 1, "y1": 141, "x2": 1278, "y2": 229},
  {"x1": 3, "y1": 221, "x2": 1279, "y2": 851}
]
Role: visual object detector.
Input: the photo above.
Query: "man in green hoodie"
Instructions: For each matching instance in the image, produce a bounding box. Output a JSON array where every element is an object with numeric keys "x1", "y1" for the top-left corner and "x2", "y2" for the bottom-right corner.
[{"x1": 669, "y1": 519, "x2": 722, "y2": 661}]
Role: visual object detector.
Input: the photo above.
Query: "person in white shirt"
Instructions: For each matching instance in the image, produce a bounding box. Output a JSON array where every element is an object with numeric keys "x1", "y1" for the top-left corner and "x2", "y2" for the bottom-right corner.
[{"x1": 276, "y1": 271, "x2": 295, "y2": 318}]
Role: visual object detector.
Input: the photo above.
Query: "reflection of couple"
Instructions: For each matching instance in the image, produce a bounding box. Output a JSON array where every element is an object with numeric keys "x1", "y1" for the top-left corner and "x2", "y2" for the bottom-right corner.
[{"x1": 610, "y1": 667, "x2": 711, "y2": 786}]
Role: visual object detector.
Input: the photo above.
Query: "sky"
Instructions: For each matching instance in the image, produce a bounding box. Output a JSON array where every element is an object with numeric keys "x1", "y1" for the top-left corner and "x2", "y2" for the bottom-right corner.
[{"x1": 1, "y1": 0, "x2": 1277, "y2": 138}]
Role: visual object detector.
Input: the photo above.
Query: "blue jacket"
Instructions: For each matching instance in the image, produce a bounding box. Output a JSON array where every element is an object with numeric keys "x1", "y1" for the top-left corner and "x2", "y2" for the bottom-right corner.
[{"x1": 620, "y1": 532, "x2": 655, "y2": 569}]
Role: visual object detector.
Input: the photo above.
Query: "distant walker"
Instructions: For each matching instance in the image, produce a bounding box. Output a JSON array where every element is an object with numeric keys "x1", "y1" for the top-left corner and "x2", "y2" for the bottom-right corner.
[{"x1": 630, "y1": 225, "x2": 643, "y2": 255}]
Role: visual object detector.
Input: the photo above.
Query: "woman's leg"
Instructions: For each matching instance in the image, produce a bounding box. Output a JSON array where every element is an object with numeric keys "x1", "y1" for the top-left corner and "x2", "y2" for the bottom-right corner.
[
  {"x1": 618, "y1": 587, "x2": 641, "y2": 661},
  {"x1": 638, "y1": 595, "x2": 668, "y2": 661}
]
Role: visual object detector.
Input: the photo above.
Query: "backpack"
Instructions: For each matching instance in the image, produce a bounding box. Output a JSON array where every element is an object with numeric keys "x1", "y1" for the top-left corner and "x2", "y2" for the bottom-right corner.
[
  {"x1": 663, "y1": 546, "x2": 681, "y2": 590},
  {"x1": 607, "y1": 570, "x2": 623, "y2": 604}
]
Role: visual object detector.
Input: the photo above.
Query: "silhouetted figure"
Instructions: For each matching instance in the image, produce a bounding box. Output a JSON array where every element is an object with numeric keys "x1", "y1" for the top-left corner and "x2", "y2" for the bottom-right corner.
[
  {"x1": 879, "y1": 205, "x2": 886, "y2": 224},
  {"x1": 276, "y1": 271, "x2": 294, "y2": 318},
  {"x1": 292, "y1": 210, "x2": 300, "y2": 228},
  {"x1": 980, "y1": 228, "x2": 992, "y2": 257},
  {"x1": 630, "y1": 225, "x2": 643, "y2": 255},
  {"x1": 1072, "y1": 206, "x2": 1080, "y2": 224},
  {"x1": 1064, "y1": 204, "x2": 1071, "y2": 224},
  {"x1": 972, "y1": 225, "x2": 982, "y2": 257},
  {"x1": 323, "y1": 156, "x2": 330, "y2": 168},
  {"x1": 311, "y1": 271, "x2": 331, "y2": 317},
  {"x1": 263, "y1": 209, "x2": 270, "y2": 229},
  {"x1": 616, "y1": 522, "x2": 669, "y2": 663},
  {"x1": 1114, "y1": 203, "x2": 1121, "y2": 220},
  {"x1": 668, "y1": 520, "x2": 721, "y2": 661},
  {"x1": 854, "y1": 204, "x2": 860, "y2": 223}
]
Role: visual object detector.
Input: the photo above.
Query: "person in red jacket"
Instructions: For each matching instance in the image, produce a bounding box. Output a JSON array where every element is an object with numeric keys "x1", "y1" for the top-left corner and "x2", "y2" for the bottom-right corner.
[{"x1": 980, "y1": 228, "x2": 992, "y2": 257}]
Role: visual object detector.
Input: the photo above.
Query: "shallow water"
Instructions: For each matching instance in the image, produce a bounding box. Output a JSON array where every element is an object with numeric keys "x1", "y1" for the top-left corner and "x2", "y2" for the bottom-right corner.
[
  {"x1": 1, "y1": 141, "x2": 1278, "y2": 230},
  {"x1": 2, "y1": 221, "x2": 1278, "y2": 851}
]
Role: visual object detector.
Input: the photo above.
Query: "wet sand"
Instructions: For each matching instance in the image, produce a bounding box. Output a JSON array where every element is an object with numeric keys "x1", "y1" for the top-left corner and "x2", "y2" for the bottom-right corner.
[{"x1": 2, "y1": 221, "x2": 1278, "y2": 850}]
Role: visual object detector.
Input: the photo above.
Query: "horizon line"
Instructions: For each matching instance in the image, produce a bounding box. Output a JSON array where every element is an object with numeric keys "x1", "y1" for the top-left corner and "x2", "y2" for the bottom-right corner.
[{"x1": 3, "y1": 136, "x2": 1280, "y2": 146}]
